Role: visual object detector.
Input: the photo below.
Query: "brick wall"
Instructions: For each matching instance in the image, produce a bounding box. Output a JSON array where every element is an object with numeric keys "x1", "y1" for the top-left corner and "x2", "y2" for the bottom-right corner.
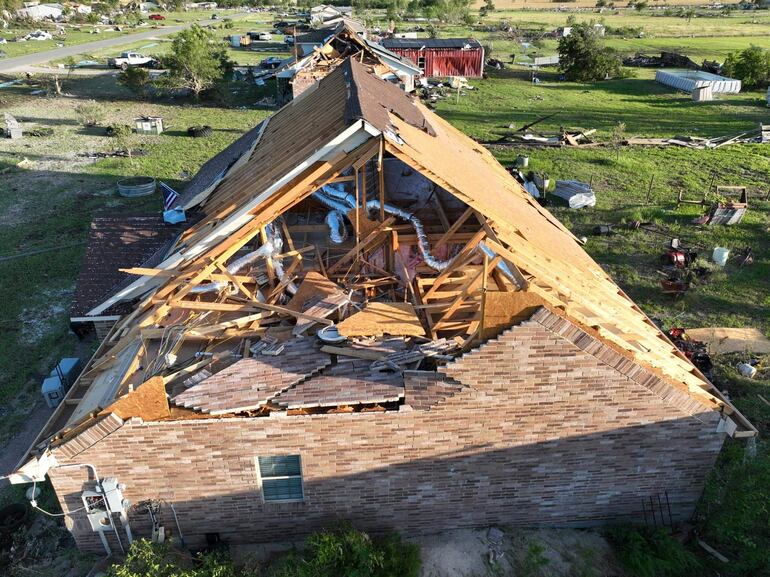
[{"x1": 49, "y1": 310, "x2": 725, "y2": 553}]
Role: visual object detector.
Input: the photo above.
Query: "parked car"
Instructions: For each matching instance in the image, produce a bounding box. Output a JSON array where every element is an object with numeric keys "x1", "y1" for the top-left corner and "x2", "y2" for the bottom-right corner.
[
  {"x1": 148, "y1": 14, "x2": 165, "y2": 20},
  {"x1": 284, "y1": 35, "x2": 294, "y2": 45},
  {"x1": 260, "y1": 56, "x2": 283, "y2": 69},
  {"x1": 256, "y1": 31, "x2": 272, "y2": 41},
  {"x1": 273, "y1": 20, "x2": 289, "y2": 28},
  {"x1": 108, "y1": 52, "x2": 158, "y2": 70}
]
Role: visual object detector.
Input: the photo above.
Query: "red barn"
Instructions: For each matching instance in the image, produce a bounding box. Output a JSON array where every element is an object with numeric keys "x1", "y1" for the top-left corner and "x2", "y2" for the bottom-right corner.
[{"x1": 380, "y1": 38, "x2": 484, "y2": 78}]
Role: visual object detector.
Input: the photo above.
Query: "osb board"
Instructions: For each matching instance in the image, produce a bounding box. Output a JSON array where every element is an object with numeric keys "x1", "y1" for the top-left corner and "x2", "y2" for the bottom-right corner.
[
  {"x1": 481, "y1": 291, "x2": 548, "y2": 340},
  {"x1": 286, "y1": 271, "x2": 345, "y2": 312},
  {"x1": 347, "y1": 207, "x2": 382, "y2": 239},
  {"x1": 337, "y1": 302, "x2": 425, "y2": 337},
  {"x1": 686, "y1": 328, "x2": 770, "y2": 356},
  {"x1": 100, "y1": 376, "x2": 170, "y2": 422}
]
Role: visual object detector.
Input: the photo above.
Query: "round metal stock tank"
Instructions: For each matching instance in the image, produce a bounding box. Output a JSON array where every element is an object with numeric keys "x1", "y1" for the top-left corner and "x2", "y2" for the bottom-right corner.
[{"x1": 117, "y1": 177, "x2": 156, "y2": 198}]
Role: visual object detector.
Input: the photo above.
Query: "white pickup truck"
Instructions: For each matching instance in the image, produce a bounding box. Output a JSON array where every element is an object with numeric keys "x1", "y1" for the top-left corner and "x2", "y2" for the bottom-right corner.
[{"x1": 108, "y1": 52, "x2": 158, "y2": 70}]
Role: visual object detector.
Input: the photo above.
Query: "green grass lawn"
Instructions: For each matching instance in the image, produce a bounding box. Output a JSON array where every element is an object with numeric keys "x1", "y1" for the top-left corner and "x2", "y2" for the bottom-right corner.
[{"x1": 436, "y1": 68, "x2": 769, "y2": 140}]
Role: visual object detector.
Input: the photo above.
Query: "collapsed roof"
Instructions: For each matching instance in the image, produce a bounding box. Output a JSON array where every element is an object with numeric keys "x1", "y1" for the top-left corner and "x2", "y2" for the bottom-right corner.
[
  {"x1": 281, "y1": 22, "x2": 421, "y2": 102},
  {"x1": 18, "y1": 56, "x2": 756, "y2": 475}
]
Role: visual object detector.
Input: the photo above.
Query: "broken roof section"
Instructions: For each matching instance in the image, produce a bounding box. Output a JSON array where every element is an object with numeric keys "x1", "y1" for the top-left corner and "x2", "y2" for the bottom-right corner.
[
  {"x1": 23, "y1": 56, "x2": 755, "y2": 472},
  {"x1": 282, "y1": 22, "x2": 421, "y2": 103}
]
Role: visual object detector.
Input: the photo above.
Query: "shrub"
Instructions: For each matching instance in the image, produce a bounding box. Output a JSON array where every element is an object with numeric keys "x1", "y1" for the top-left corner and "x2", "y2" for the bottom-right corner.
[
  {"x1": 606, "y1": 526, "x2": 701, "y2": 577},
  {"x1": 722, "y1": 45, "x2": 770, "y2": 89},
  {"x1": 267, "y1": 524, "x2": 420, "y2": 577},
  {"x1": 106, "y1": 124, "x2": 132, "y2": 138},
  {"x1": 74, "y1": 100, "x2": 106, "y2": 126},
  {"x1": 117, "y1": 66, "x2": 151, "y2": 98},
  {"x1": 105, "y1": 539, "x2": 253, "y2": 577}
]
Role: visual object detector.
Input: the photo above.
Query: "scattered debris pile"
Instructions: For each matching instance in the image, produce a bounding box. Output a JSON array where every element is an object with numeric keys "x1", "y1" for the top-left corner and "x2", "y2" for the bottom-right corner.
[
  {"x1": 679, "y1": 186, "x2": 749, "y2": 226},
  {"x1": 667, "y1": 328, "x2": 713, "y2": 380},
  {"x1": 623, "y1": 51, "x2": 701, "y2": 69}
]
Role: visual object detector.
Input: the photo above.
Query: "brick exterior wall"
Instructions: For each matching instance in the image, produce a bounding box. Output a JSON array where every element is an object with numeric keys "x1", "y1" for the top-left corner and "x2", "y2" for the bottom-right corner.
[{"x1": 49, "y1": 309, "x2": 725, "y2": 553}]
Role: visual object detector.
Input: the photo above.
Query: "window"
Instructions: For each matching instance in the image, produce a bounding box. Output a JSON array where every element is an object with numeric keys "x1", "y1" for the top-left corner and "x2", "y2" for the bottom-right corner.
[
  {"x1": 417, "y1": 56, "x2": 426, "y2": 71},
  {"x1": 257, "y1": 455, "x2": 304, "y2": 502}
]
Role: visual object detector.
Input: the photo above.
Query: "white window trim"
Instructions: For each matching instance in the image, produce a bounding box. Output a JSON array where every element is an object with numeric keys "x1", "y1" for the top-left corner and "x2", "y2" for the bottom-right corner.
[{"x1": 255, "y1": 455, "x2": 305, "y2": 504}]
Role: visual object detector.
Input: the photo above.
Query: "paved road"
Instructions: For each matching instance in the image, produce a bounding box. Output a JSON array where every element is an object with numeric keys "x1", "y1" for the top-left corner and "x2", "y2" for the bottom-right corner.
[{"x1": 0, "y1": 13, "x2": 249, "y2": 73}]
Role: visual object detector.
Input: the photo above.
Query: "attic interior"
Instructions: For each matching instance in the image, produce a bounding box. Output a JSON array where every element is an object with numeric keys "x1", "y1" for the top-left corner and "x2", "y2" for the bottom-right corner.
[{"x1": 58, "y1": 141, "x2": 529, "y2": 428}]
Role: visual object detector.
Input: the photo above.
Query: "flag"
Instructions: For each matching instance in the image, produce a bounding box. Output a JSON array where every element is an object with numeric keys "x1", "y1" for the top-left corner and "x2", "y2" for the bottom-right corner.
[{"x1": 160, "y1": 182, "x2": 179, "y2": 211}]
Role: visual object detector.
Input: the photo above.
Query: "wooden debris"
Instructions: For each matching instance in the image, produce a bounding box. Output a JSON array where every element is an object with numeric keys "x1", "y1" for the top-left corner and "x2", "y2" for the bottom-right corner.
[
  {"x1": 685, "y1": 328, "x2": 770, "y2": 356},
  {"x1": 697, "y1": 539, "x2": 729, "y2": 563},
  {"x1": 337, "y1": 302, "x2": 425, "y2": 337},
  {"x1": 100, "y1": 377, "x2": 170, "y2": 422}
]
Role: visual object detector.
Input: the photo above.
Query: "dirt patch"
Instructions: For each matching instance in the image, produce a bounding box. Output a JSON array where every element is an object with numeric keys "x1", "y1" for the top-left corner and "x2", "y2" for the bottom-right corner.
[
  {"x1": 414, "y1": 527, "x2": 624, "y2": 577},
  {"x1": 17, "y1": 287, "x2": 74, "y2": 346}
]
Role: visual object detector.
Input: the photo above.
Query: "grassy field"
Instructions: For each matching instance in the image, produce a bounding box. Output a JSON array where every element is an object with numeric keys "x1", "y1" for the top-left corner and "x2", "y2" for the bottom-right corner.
[
  {"x1": 0, "y1": 25, "x2": 131, "y2": 58},
  {"x1": 475, "y1": 0, "x2": 726, "y2": 7}
]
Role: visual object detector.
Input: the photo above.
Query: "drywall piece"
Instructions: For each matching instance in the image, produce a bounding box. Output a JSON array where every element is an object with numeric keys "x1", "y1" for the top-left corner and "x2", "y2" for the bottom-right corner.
[
  {"x1": 337, "y1": 302, "x2": 425, "y2": 337},
  {"x1": 101, "y1": 376, "x2": 170, "y2": 422},
  {"x1": 481, "y1": 291, "x2": 548, "y2": 340},
  {"x1": 685, "y1": 328, "x2": 770, "y2": 356}
]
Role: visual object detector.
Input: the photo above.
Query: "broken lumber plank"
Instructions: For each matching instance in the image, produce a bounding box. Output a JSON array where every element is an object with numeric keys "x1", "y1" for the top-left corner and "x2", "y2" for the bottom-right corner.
[
  {"x1": 320, "y1": 345, "x2": 388, "y2": 361},
  {"x1": 327, "y1": 216, "x2": 396, "y2": 274}
]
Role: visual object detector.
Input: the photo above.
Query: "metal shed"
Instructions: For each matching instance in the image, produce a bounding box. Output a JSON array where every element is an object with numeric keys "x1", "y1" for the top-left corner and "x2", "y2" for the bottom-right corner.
[{"x1": 380, "y1": 38, "x2": 485, "y2": 78}]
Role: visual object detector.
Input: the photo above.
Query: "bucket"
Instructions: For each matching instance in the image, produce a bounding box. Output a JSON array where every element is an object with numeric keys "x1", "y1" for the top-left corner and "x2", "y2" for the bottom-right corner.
[
  {"x1": 737, "y1": 363, "x2": 757, "y2": 379},
  {"x1": 712, "y1": 247, "x2": 729, "y2": 267}
]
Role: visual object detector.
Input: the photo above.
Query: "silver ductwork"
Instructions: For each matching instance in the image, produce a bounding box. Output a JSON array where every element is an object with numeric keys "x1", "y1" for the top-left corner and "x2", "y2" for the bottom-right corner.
[
  {"x1": 312, "y1": 184, "x2": 454, "y2": 271},
  {"x1": 190, "y1": 222, "x2": 297, "y2": 297}
]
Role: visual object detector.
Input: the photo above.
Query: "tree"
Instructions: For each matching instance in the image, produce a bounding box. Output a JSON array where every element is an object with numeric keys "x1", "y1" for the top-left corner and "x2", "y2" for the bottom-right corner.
[
  {"x1": 558, "y1": 22, "x2": 623, "y2": 81},
  {"x1": 722, "y1": 45, "x2": 770, "y2": 89},
  {"x1": 163, "y1": 24, "x2": 232, "y2": 98}
]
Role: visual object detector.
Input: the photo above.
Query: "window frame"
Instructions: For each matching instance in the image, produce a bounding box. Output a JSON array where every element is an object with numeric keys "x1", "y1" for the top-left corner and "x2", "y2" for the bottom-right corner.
[{"x1": 255, "y1": 455, "x2": 305, "y2": 504}]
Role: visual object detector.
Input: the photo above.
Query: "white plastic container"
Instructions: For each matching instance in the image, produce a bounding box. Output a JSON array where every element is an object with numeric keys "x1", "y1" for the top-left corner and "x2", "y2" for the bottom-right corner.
[
  {"x1": 737, "y1": 363, "x2": 757, "y2": 379},
  {"x1": 712, "y1": 247, "x2": 729, "y2": 267}
]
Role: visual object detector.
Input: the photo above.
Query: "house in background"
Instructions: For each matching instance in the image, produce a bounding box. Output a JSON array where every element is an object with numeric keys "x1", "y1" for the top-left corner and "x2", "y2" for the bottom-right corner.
[
  {"x1": 281, "y1": 22, "x2": 421, "y2": 102},
  {"x1": 310, "y1": 4, "x2": 353, "y2": 28},
  {"x1": 9, "y1": 58, "x2": 755, "y2": 556},
  {"x1": 16, "y1": 3, "x2": 63, "y2": 20},
  {"x1": 380, "y1": 38, "x2": 485, "y2": 78}
]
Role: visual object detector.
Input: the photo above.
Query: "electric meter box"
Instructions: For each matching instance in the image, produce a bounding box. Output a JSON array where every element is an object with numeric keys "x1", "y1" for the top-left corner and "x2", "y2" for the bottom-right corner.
[
  {"x1": 81, "y1": 478, "x2": 127, "y2": 533},
  {"x1": 96, "y1": 477, "x2": 126, "y2": 512},
  {"x1": 81, "y1": 488, "x2": 113, "y2": 532}
]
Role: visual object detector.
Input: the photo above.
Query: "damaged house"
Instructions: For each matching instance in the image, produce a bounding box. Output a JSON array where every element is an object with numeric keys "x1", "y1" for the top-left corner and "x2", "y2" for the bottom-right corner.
[
  {"x1": 280, "y1": 22, "x2": 421, "y2": 102},
  {"x1": 10, "y1": 58, "x2": 756, "y2": 555}
]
